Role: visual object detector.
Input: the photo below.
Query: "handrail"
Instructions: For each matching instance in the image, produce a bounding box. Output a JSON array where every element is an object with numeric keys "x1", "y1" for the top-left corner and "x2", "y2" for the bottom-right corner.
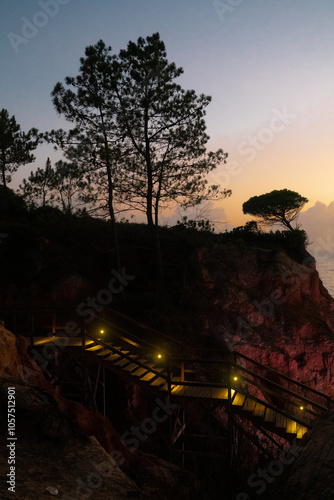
[
  {"x1": 93, "y1": 313, "x2": 171, "y2": 356},
  {"x1": 233, "y1": 350, "x2": 332, "y2": 401},
  {"x1": 84, "y1": 333, "x2": 168, "y2": 381},
  {"x1": 170, "y1": 356, "x2": 331, "y2": 410},
  {"x1": 230, "y1": 362, "x2": 329, "y2": 412},
  {"x1": 3, "y1": 306, "x2": 332, "y2": 416},
  {"x1": 240, "y1": 375, "x2": 323, "y2": 418},
  {"x1": 230, "y1": 386, "x2": 312, "y2": 429},
  {"x1": 103, "y1": 306, "x2": 186, "y2": 351}
]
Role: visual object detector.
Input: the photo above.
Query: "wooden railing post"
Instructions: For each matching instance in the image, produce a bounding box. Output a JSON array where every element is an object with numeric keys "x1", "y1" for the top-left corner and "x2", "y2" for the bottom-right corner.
[
  {"x1": 81, "y1": 317, "x2": 88, "y2": 406},
  {"x1": 180, "y1": 361, "x2": 185, "y2": 383},
  {"x1": 30, "y1": 313, "x2": 35, "y2": 349},
  {"x1": 227, "y1": 360, "x2": 234, "y2": 468}
]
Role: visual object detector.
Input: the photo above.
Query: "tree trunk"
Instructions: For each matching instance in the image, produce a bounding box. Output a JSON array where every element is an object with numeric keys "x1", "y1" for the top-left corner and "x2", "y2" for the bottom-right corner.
[
  {"x1": 1, "y1": 152, "x2": 6, "y2": 189},
  {"x1": 282, "y1": 215, "x2": 294, "y2": 231},
  {"x1": 144, "y1": 107, "x2": 164, "y2": 283},
  {"x1": 100, "y1": 109, "x2": 121, "y2": 275},
  {"x1": 154, "y1": 199, "x2": 164, "y2": 284}
]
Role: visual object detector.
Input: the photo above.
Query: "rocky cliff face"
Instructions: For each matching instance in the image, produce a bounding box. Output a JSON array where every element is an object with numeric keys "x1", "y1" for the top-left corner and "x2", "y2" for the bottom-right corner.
[{"x1": 195, "y1": 245, "x2": 334, "y2": 398}]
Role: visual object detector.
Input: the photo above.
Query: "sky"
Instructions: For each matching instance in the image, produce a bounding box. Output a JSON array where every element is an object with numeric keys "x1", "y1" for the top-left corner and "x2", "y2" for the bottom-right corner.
[{"x1": 1, "y1": 0, "x2": 334, "y2": 254}]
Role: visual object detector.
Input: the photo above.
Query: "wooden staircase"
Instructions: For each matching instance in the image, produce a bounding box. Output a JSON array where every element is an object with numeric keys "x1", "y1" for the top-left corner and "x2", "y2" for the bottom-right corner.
[
  {"x1": 83, "y1": 327, "x2": 329, "y2": 441},
  {"x1": 1, "y1": 306, "x2": 331, "y2": 443}
]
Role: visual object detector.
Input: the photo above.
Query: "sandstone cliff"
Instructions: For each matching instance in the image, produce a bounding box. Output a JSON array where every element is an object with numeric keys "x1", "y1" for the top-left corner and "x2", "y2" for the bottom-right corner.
[{"x1": 194, "y1": 245, "x2": 334, "y2": 398}]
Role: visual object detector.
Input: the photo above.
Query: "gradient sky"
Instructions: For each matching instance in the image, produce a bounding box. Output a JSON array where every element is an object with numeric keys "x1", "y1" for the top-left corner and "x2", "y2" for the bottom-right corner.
[{"x1": 1, "y1": 0, "x2": 334, "y2": 252}]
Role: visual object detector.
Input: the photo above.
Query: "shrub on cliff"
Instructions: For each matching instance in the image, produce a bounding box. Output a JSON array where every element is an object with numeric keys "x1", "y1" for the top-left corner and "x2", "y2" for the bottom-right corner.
[{"x1": 0, "y1": 186, "x2": 27, "y2": 218}]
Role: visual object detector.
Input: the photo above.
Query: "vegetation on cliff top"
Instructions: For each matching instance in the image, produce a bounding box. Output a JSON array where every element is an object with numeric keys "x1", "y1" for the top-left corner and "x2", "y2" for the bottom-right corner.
[{"x1": 0, "y1": 187, "x2": 309, "y2": 306}]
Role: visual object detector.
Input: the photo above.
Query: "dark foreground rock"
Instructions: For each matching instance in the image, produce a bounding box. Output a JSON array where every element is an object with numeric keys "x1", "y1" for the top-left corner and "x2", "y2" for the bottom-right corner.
[
  {"x1": 0, "y1": 326, "x2": 201, "y2": 499},
  {"x1": 261, "y1": 410, "x2": 334, "y2": 500}
]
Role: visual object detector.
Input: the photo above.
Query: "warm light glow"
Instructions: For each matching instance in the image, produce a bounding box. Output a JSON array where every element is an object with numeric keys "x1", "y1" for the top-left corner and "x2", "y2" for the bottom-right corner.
[
  {"x1": 300, "y1": 406, "x2": 304, "y2": 410},
  {"x1": 100, "y1": 330, "x2": 104, "y2": 334},
  {"x1": 233, "y1": 376, "x2": 238, "y2": 381},
  {"x1": 157, "y1": 354, "x2": 162, "y2": 359}
]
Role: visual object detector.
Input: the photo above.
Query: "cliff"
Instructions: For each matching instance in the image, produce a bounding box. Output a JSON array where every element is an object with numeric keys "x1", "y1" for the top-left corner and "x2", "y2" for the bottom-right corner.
[
  {"x1": 193, "y1": 244, "x2": 334, "y2": 398},
  {"x1": 1, "y1": 215, "x2": 334, "y2": 498}
]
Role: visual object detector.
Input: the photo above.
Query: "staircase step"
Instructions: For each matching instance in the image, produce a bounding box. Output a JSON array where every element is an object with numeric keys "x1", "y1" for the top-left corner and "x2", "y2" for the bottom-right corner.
[
  {"x1": 105, "y1": 352, "x2": 122, "y2": 362},
  {"x1": 243, "y1": 398, "x2": 257, "y2": 412},
  {"x1": 296, "y1": 425, "x2": 308, "y2": 439},
  {"x1": 140, "y1": 371, "x2": 158, "y2": 382},
  {"x1": 150, "y1": 377, "x2": 168, "y2": 387},
  {"x1": 232, "y1": 393, "x2": 246, "y2": 406},
  {"x1": 171, "y1": 385, "x2": 228, "y2": 399},
  {"x1": 113, "y1": 358, "x2": 131, "y2": 368},
  {"x1": 264, "y1": 408, "x2": 276, "y2": 422},
  {"x1": 215, "y1": 388, "x2": 229, "y2": 399},
  {"x1": 275, "y1": 414, "x2": 287, "y2": 428},
  {"x1": 286, "y1": 419, "x2": 297, "y2": 434},
  {"x1": 96, "y1": 349, "x2": 113, "y2": 358},
  {"x1": 253, "y1": 403, "x2": 266, "y2": 417},
  {"x1": 132, "y1": 367, "x2": 149, "y2": 377},
  {"x1": 123, "y1": 363, "x2": 141, "y2": 372},
  {"x1": 86, "y1": 344, "x2": 103, "y2": 353}
]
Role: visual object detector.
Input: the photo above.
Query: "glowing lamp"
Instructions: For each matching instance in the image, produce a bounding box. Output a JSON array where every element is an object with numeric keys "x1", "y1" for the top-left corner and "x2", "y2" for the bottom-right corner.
[
  {"x1": 233, "y1": 376, "x2": 238, "y2": 381},
  {"x1": 300, "y1": 406, "x2": 304, "y2": 410},
  {"x1": 157, "y1": 354, "x2": 162, "y2": 359}
]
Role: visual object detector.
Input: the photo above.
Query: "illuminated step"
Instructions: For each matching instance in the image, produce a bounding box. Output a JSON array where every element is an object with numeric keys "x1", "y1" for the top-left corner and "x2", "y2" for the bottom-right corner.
[
  {"x1": 170, "y1": 385, "x2": 229, "y2": 399},
  {"x1": 253, "y1": 403, "x2": 266, "y2": 417},
  {"x1": 150, "y1": 377, "x2": 168, "y2": 387},
  {"x1": 140, "y1": 372, "x2": 158, "y2": 382},
  {"x1": 132, "y1": 367, "x2": 149, "y2": 377},
  {"x1": 286, "y1": 419, "x2": 297, "y2": 434},
  {"x1": 296, "y1": 425, "x2": 308, "y2": 439},
  {"x1": 276, "y1": 414, "x2": 287, "y2": 428},
  {"x1": 214, "y1": 387, "x2": 229, "y2": 399},
  {"x1": 86, "y1": 344, "x2": 104, "y2": 352},
  {"x1": 264, "y1": 409, "x2": 276, "y2": 422},
  {"x1": 232, "y1": 393, "x2": 246, "y2": 406},
  {"x1": 243, "y1": 398, "x2": 257, "y2": 412},
  {"x1": 105, "y1": 352, "x2": 122, "y2": 362}
]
